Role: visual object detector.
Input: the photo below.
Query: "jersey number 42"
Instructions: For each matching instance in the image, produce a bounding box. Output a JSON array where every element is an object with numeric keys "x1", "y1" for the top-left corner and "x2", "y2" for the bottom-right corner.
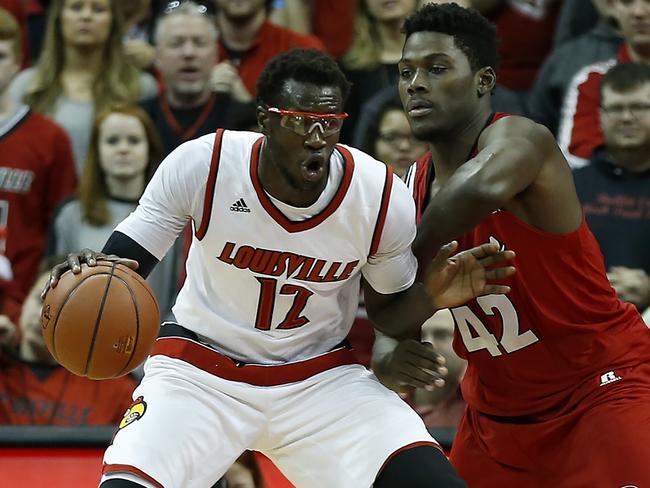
[{"x1": 452, "y1": 294, "x2": 539, "y2": 356}]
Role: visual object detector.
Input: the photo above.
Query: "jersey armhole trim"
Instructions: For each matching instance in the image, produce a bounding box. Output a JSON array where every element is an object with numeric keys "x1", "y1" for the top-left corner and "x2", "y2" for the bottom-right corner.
[
  {"x1": 369, "y1": 165, "x2": 394, "y2": 258},
  {"x1": 102, "y1": 463, "x2": 164, "y2": 488},
  {"x1": 195, "y1": 128, "x2": 224, "y2": 240}
]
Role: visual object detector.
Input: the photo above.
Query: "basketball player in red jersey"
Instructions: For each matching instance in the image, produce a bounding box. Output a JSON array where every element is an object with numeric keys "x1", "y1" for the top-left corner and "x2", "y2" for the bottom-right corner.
[{"x1": 373, "y1": 3, "x2": 650, "y2": 487}]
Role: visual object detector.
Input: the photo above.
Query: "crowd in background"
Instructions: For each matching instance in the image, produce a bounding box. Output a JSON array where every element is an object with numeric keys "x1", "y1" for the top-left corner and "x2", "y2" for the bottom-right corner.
[{"x1": 0, "y1": 0, "x2": 649, "y2": 486}]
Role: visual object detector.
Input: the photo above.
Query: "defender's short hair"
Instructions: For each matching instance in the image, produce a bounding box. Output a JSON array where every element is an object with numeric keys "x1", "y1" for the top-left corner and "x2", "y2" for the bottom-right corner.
[
  {"x1": 256, "y1": 48, "x2": 351, "y2": 107},
  {"x1": 0, "y1": 7, "x2": 21, "y2": 60},
  {"x1": 403, "y1": 3, "x2": 499, "y2": 72},
  {"x1": 600, "y1": 62, "x2": 650, "y2": 98}
]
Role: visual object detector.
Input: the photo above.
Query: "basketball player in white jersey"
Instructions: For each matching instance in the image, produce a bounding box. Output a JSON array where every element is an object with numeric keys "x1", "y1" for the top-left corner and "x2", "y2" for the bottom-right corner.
[{"x1": 45, "y1": 49, "x2": 514, "y2": 488}]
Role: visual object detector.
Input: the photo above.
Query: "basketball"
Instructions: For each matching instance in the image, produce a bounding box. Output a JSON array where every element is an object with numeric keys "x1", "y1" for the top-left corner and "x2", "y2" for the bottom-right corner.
[{"x1": 41, "y1": 261, "x2": 160, "y2": 380}]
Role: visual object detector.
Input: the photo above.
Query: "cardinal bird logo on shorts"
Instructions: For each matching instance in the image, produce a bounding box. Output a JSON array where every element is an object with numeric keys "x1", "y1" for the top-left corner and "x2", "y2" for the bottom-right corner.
[{"x1": 119, "y1": 396, "x2": 147, "y2": 429}]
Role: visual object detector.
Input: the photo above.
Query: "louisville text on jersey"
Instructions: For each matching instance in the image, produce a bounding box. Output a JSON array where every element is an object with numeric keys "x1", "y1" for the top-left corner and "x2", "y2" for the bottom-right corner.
[{"x1": 218, "y1": 241, "x2": 360, "y2": 283}]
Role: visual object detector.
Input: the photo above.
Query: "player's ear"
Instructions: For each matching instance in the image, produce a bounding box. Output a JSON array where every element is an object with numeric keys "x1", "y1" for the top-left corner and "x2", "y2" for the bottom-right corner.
[
  {"x1": 257, "y1": 106, "x2": 269, "y2": 134},
  {"x1": 476, "y1": 67, "x2": 496, "y2": 97}
]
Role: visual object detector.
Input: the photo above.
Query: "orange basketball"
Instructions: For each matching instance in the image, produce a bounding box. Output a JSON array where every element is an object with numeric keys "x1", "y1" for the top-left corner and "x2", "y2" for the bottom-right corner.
[{"x1": 41, "y1": 261, "x2": 160, "y2": 380}]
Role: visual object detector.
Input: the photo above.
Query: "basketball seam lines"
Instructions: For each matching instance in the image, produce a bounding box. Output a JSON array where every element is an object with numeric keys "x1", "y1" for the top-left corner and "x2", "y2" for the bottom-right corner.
[
  {"x1": 49, "y1": 274, "x2": 98, "y2": 363},
  {"x1": 83, "y1": 263, "x2": 118, "y2": 377},
  {"x1": 116, "y1": 275, "x2": 141, "y2": 377}
]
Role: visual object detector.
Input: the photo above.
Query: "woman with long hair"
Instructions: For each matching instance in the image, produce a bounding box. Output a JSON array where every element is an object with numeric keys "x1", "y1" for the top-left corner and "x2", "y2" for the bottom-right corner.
[
  {"x1": 9, "y1": 0, "x2": 158, "y2": 173},
  {"x1": 339, "y1": 0, "x2": 418, "y2": 143},
  {"x1": 49, "y1": 104, "x2": 179, "y2": 318}
]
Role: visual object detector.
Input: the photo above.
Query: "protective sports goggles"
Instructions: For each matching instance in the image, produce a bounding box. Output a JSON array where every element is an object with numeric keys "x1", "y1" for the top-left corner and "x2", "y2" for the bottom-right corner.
[{"x1": 267, "y1": 107, "x2": 348, "y2": 137}]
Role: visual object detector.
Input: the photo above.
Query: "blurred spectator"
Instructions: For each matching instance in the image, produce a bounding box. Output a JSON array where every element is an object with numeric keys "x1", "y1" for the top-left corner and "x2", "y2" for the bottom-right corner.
[
  {"x1": 357, "y1": 92, "x2": 427, "y2": 179},
  {"x1": 143, "y1": 1, "x2": 254, "y2": 155},
  {"x1": 23, "y1": 0, "x2": 47, "y2": 61},
  {"x1": 9, "y1": 0, "x2": 158, "y2": 173},
  {"x1": 0, "y1": 7, "x2": 76, "y2": 340},
  {"x1": 557, "y1": 0, "x2": 650, "y2": 168},
  {"x1": 412, "y1": 310, "x2": 466, "y2": 429},
  {"x1": 269, "y1": 0, "x2": 355, "y2": 59},
  {"x1": 573, "y1": 63, "x2": 650, "y2": 312},
  {"x1": 212, "y1": 0, "x2": 323, "y2": 102},
  {"x1": 0, "y1": 260, "x2": 137, "y2": 425},
  {"x1": 479, "y1": 0, "x2": 564, "y2": 95},
  {"x1": 123, "y1": 0, "x2": 156, "y2": 70},
  {"x1": 340, "y1": 0, "x2": 418, "y2": 143},
  {"x1": 553, "y1": 0, "x2": 604, "y2": 46},
  {"x1": 527, "y1": 0, "x2": 622, "y2": 134},
  {"x1": 48, "y1": 104, "x2": 180, "y2": 319},
  {"x1": 0, "y1": 0, "x2": 30, "y2": 66}
]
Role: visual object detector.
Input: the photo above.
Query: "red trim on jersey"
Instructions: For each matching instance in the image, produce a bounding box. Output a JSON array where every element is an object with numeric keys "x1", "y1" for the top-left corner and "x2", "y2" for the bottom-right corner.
[
  {"x1": 102, "y1": 464, "x2": 164, "y2": 488},
  {"x1": 195, "y1": 129, "x2": 224, "y2": 240},
  {"x1": 369, "y1": 166, "x2": 394, "y2": 257},
  {"x1": 151, "y1": 336, "x2": 358, "y2": 386},
  {"x1": 376, "y1": 441, "x2": 443, "y2": 476},
  {"x1": 249, "y1": 139, "x2": 355, "y2": 232}
]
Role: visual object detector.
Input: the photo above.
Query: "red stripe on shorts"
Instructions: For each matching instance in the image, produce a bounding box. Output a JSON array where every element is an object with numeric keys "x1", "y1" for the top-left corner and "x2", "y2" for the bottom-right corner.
[
  {"x1": 151, "y1": 336, "x2": 359, "y2": 386},
  {"x1": 103, "y1": 463, "x2": 165, "y2": 488}
]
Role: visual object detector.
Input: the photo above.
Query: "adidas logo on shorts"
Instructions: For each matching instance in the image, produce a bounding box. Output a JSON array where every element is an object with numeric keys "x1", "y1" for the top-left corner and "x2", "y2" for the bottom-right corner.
[{"x1": 230, "y1": 198, "x2": 251, "y2": 213}]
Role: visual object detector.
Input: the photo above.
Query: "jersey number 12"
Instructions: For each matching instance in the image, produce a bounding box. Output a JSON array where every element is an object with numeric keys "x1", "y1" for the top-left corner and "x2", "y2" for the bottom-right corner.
[{"x1": 255, "y1": 277, "x2": 314, "y2": 330}]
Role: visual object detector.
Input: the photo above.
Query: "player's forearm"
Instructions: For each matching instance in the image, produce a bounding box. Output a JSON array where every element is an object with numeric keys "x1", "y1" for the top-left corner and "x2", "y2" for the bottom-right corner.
[
  {"x1": 102, "y1": 231, "x2": 159, "y2": 279},
  {"x1": 413, "y1": 167, "x2": 505, "y2": 265},
  {"x1": 365, "y1": 283, "x2": 435, "y2": 340}
]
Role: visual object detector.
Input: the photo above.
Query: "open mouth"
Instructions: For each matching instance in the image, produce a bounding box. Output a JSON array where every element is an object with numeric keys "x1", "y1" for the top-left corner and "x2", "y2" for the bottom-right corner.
[{"x1": 301, "y1": 156, "x2": 326, "y2": 182}]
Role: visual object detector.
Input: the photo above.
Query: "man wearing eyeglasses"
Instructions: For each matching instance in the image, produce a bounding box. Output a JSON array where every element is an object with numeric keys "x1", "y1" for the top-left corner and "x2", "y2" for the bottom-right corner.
[
  {"x1": 574, "y1": 62, "x2": 650, "y2": 320},
  {"x1": 42, "y1": 48, "x2": 518, "y2": 488}
]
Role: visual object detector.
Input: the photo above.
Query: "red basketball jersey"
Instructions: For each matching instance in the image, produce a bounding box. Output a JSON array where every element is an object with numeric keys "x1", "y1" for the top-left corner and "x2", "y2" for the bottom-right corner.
[{"x1": 411, "y1": 115, "x2": 650, "y2": 418}]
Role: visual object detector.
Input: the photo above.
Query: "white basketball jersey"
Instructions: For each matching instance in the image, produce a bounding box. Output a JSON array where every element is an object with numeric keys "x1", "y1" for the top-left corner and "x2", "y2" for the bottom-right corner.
[{"x1": 116, "y1": 130, "x2": 417, "y2": 364}]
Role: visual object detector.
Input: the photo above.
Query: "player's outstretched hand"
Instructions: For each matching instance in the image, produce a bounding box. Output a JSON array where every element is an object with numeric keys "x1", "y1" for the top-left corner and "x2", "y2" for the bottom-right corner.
[
  {"x1": 384, "y1": 339, "x2": 448, "y2": 391},
  {"x1": 425, "y1": 241, "x2": 516, "y2": 309},
  {"x1": 41, "y1": 249, "x2": 139, "y2": 300}
]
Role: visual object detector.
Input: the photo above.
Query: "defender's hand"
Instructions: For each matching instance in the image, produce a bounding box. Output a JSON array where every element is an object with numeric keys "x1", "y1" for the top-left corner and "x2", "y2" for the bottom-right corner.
[
  {"x1": 382, "y1": 339, "x2": 448, "y2": 390},
  {"x1": 41, "y1": 249, "x2": 139, "y2": 300},
  {"x1": 426, "y1": 241, "x2": 516, "y2": 309}
]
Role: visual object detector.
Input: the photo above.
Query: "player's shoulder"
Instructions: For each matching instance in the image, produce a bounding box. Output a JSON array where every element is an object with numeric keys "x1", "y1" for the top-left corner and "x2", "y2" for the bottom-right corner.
[{"x1": 483, "y1": 114, "x2": 554, "y2": 144}]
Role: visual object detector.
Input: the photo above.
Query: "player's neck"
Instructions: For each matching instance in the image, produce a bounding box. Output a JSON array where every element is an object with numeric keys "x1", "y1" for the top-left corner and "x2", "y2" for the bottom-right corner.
[
  {"x1": 258, "y1": 143, "x2": 327, "y2": 207},
  {"x1": 217, "y1": 10, "x2": 266, "y2": 51},
  {"x1": 428, "y1": 107, "x2": 493, "y2": 182}
]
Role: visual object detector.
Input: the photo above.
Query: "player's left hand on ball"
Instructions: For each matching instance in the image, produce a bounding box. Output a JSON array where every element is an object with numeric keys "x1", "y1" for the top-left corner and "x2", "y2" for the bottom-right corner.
[
  {"x1": 426, "y1": 241, "x2": 516, "y2": 309},
  {"x1": 41, "y1": 249, "x2": 139, "y2": 300}
]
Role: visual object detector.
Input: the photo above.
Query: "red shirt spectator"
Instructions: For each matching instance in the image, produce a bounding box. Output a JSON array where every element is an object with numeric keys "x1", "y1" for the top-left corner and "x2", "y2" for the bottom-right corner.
[
  {"x1": 311, "y1": 0, "x2": 354, "y2": 59},
  {"x1": 0, "y1": 0, "x2": 29, "y2": 67},
  {"x1": 218, "y1": 20, "x2": 323, "y2": 97},
  {"x1": 0, "y1": 108, "x2": 76, "y2": 325},
  {"x1": 486, "y1": 0, "x2": 563, "y2": 90},
  {"x1": 557, "y1": 45, "x2": 631, "y2": 167}
]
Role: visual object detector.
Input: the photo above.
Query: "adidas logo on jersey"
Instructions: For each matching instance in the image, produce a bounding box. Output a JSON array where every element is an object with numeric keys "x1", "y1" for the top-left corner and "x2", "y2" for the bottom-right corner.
[
  {"x1": 230, "y1": 198, "x2": 251, "y2": 213},
  {"x1": 599, "y1": 370, "x2": 621, "y2": 387}
]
